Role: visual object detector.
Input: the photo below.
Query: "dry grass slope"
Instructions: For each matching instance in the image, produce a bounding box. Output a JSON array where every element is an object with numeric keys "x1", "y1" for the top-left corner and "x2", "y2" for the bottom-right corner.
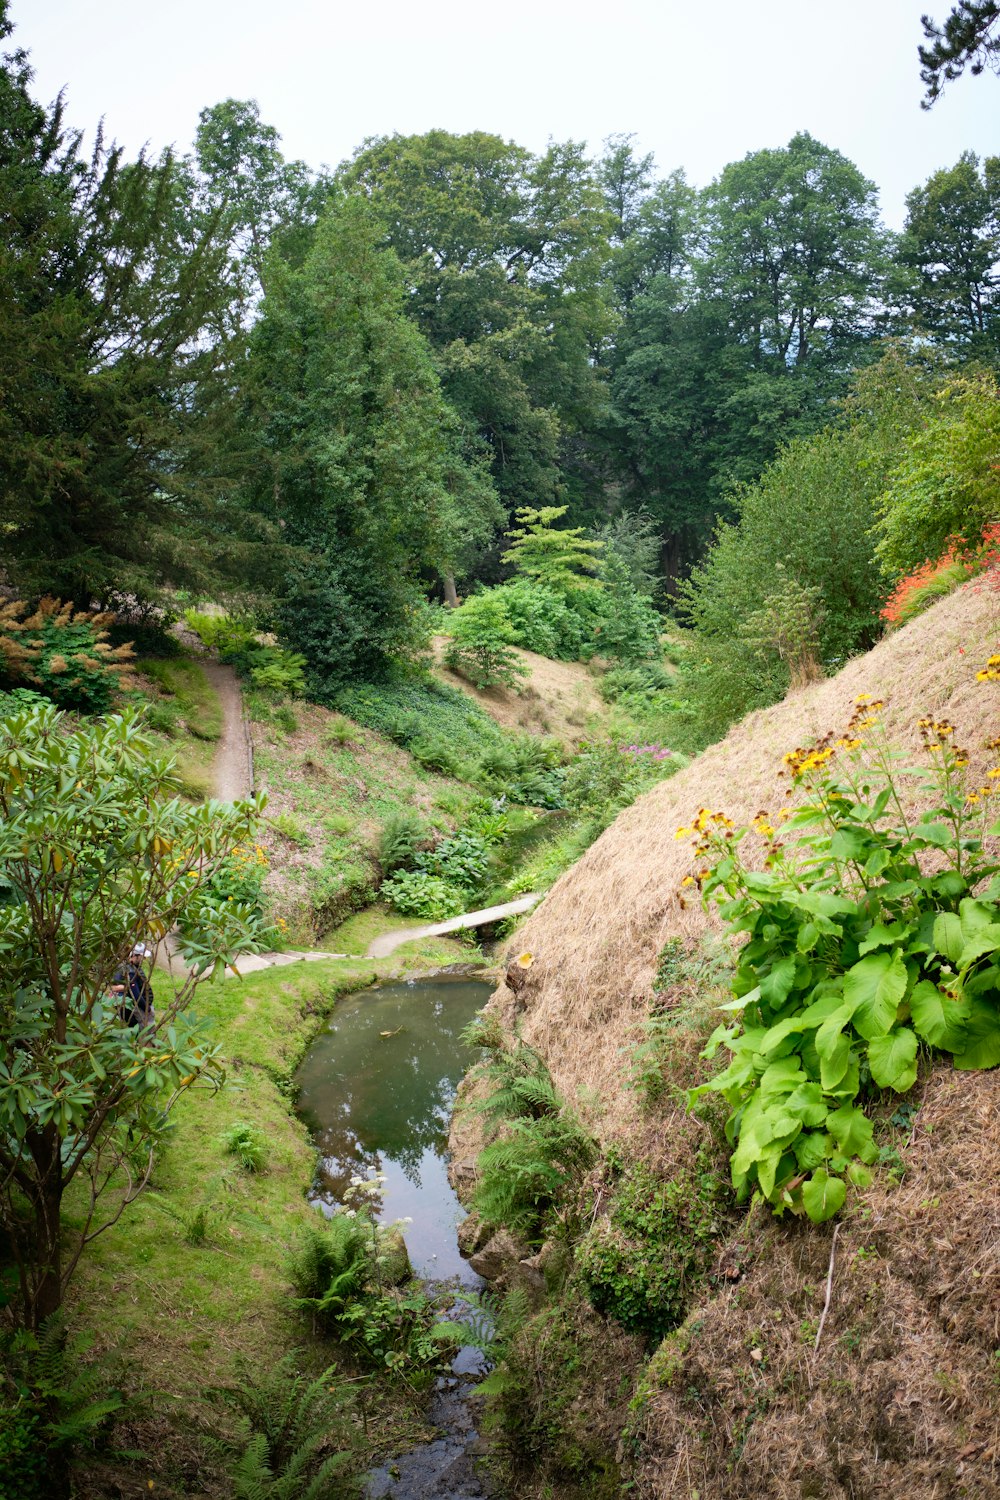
[
  {"x1": 430, "y1": 633, "x2": 606, "y2": 746},
  {"x1": 477, "y1": 582, "x2": 999, "y2": 1500}
]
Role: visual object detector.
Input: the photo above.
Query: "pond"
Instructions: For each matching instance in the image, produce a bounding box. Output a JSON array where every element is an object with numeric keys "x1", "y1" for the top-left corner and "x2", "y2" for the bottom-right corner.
[
  {"x1": 294, "y1": 973, "x2": 497, "y2": 1498},
  {"x1": 294, "y1": 973, "x2": 493, "y2": 1282}
]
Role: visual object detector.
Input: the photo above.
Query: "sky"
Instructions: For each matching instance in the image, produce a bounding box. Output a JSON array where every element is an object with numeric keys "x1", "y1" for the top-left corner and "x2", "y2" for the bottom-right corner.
[{"x1": 10, "y1": 0, "x2": 999, "y2": 229}]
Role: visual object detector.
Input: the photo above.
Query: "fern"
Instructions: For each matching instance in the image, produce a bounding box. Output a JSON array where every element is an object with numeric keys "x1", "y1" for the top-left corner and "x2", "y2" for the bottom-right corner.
[
  {"x1": 474, "y1": 1114, "x2": 597, "y2": 1241},
  {"x1": 212, "y1": 1354, "x2": 359, "y2": 1499},
  {"x1": 287, "y1": 1219, "x2": 372, "y2": 1337}
]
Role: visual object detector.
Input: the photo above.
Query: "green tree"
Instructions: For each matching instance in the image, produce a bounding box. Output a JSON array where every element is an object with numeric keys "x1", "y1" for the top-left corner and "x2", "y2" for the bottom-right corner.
[
  {"x1": 246, "y1": 195, "x2": 499, "y2": 692},
  {"x1": 0, "y1": 9, "x2": 255, "y2": 607},
  {"x1": 502, "y1": 506, "x2": 604, "y2": 592},
  {"x1": 700, "y1": 132, "x2": 889, "y2": 370},
  {"x1": 897, "y1": 152, "x2": 1000, "y2": 358},
  {"x1": 0, "y1": 702, "x2": 266, "y2": 1331},
  {"x1": 875, "y1": 371, "x2": 1000, "y2": 576},
  {"x1": 444, "y1": 593, "x2": 527, "y2": 689},
  {"x1": 340, "y1": 131, "x2": 612, "y2": 526},
  {"x1": 919, "y1": 1, "x2": 1000, "y2": 105}
]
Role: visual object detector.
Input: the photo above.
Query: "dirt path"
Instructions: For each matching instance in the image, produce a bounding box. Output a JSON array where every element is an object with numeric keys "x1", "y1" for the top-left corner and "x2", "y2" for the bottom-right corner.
[
  {"x1": 201, "y1": 660, "x2": 252, "y2": 801},
  {"x1": 366, "y1": 894, "x2": 542, "y2": 958}
]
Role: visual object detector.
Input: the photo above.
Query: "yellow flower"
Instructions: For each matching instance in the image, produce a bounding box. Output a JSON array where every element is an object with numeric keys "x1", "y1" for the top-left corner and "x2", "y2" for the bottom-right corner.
[
  {"x1": 674, "y1": 826, "x2": 691, "y2": 840},
  {"x1": 681, "y1": 875, "x2": 695, "y2": 887}
]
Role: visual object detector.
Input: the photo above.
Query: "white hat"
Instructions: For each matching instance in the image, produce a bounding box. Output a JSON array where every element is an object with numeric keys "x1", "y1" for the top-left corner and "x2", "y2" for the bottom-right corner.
[{"x1": 130, "y1": 943, "x2": 152, "y2": 959}]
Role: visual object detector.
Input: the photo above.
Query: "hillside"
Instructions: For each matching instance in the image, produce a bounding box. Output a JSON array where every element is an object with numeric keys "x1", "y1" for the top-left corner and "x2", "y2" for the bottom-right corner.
[
  {"x1": 467, "y1": 582, "x2": 1000, "y2": 1499},
  {"x1": 430, "y1": 633, "x2": 608, "y2": 747}
]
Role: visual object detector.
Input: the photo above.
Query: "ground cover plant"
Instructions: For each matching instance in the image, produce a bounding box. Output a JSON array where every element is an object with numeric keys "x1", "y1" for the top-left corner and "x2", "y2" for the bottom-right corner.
[{"x1": 681, "y1": 681, "x2": 1000, "y2": 1221}]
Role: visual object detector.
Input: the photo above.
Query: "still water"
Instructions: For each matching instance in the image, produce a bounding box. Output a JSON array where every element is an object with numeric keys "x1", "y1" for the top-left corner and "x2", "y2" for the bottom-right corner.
[{"x1": 293, "y1": 975, "x2": 492, "y2": 1283}]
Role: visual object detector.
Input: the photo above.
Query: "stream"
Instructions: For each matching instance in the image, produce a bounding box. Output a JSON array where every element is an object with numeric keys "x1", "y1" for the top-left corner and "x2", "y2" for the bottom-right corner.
[{"x1": 294, "y1": 973, "x2": 496, "y2": 1499}]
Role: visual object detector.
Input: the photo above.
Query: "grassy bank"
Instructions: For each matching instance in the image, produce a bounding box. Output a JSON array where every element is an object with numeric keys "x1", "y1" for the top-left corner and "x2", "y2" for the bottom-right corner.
[{"x1": 66, "y1": 927, "x2": 489, "y2": 1497}]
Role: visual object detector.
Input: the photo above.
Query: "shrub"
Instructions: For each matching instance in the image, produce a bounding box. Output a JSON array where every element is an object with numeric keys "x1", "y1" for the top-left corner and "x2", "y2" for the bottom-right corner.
[
  {"x1": 247, "y1": 647, "x2": 307, "y2": 697},
  {"x1": 378, "y1": 810, "x2": 428, "y2": 873},
  {"x1": 0, "y1": 599, "x2": 135, "y2": 713},
  {"x1": 578, "y1": 1158, "x2": 721, "y2": 1341},
  {"x1": 380, "y1": 870, "x2": 466, "y2": 920},
  {"x1": 418, "y1": 829, "x2": 492, "y2": 891},
  {"x1": 880, "y1": 523, "x2": 1000, "y2": 629},
  {"x1": 684, "y1": 688, "x2": 1000, "y2": 1222},
  {"x1": 444, "y1": 593, "x2": 527, "y2": 690},
  {"x1": 875, "y1": 374, "x2": 1000, "y2": 579},
  {"x1": 494, "y1": 578, "x2": 590, "y2": 661},
  {"x1": 562, "y1": 739, "x2": 675, "y2": 829},
  {"x1": 270, "y1": 812, "x2": 311, "y2": 849},
  {"x1": 220, "y1": 1121, "x2": 270, "y2": 1173}
]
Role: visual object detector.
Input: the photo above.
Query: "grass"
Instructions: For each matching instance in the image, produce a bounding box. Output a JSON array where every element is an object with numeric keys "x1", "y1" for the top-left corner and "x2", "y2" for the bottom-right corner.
[
  {"x1": 65, "y1": 944, "x2": 475, "y2": 1494},
  {"x1": 250, "y1": 698, "x2": 482, "y2": 945},
  {"x1": 134, "y1": 656, "x2": 223, "y2": 800}
]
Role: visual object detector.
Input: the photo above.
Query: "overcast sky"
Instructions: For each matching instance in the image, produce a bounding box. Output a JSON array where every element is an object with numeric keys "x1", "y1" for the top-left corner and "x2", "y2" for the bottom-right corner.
[{"x1": 11, "y1": 0, "x2": 999, "y2": 229}]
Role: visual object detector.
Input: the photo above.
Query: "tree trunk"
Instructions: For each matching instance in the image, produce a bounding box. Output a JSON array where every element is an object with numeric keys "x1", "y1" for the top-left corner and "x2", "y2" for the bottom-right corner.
[{"x1": 442, "y1": 574, "x2": 460, "y2": 608}]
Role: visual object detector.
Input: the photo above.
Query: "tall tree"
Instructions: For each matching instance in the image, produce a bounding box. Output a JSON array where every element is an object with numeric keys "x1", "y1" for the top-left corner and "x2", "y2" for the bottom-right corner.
[
  {"x1": 897, "y1": 151, "x2": 1000, "y2": 358},
  {"x1": 919, "y1": 1, "x2": 1000, "y2": 105},
  {"x1": 246, "y1": 195, "x2": 499, "y2": 692},
  {"x1": 700, "y1": 132, "x2": 889, "y2": 371},
  {"x1": 0, "y1": 8, "x2": 255, "y2": 605},
  {"x1": 339, "y1": 131, "x2": 612, "y2": 529}
]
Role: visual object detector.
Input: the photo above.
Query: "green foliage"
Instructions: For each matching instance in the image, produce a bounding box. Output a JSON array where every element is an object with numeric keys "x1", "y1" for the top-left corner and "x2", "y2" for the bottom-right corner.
[
  {"x1": 0, "y1": 600, "x2": 135, "y2": 713},
  {"x1": 593, "y1": 550, "x2": 663, "y2": 663},
  {"x1": 0, "y1": 1319, "x2": 123, "y2": 1500},
  {"x1": 502, "y1": 506, "x2": 604, "y2": 592},
  {"x1": 183, "y1": 611, "x2": 307, "y2": 697},
  {"x1": 495, "y1": 577, "x2": 591, "y2": 661},
  {"x1": 875, "y1": 374, "x2": 1000, "y2": 579},
  {"x1": 469, "y1": 1033, "x2": 597, "y2": 1241},
  {"x1": 377, "y1": 811, "x2": 428, "y2": 874},
  {"x1": 336, "y1": 676, "x2": 566, "y2": 806},
  {"x1": 222, "y1": 1121, "x2": 270, "y2": 1173},
  {"x1": 444, "y1": 593, "x2": 527, "y2": 690},
  {"x1": 743, "y1": 567, "x2": 826, "y2": 690},
  {"x1": 0, "y1": 700, "x2": 267, "y2": 1328},
  {"x1": 379, "y1": 870, "x2": 466, "y2": 920},
  {"x1": 687, "y1": 700, "x2": 1000, "y2": 1221},
  {"x1": 270, "y1": 812, "x2": 311, "y2": 849},
  {"x1": 578, "y1": 1157, "x2": 721, "y2": 1340},
  {"x1": 288, "y1": 1213, "x2": 460, "y2": 1377},
  {"x1": 562, "y1": 738, "x2": 675, "y2": 831},
  {"x1": 210, "y1": 1353, "x2": 358, "y2": 1499}
]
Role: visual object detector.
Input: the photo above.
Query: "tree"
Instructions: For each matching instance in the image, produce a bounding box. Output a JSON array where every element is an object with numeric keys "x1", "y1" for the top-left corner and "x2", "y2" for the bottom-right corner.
[
  {"x1": 874, "y1": 371, "x2": 1000, "y2": 576},
  {"x1": 700, "y1": 132, "x2": 888, "y2": 370},
  {"x1": 897, "y1": 152, "x2": 1000, "y2": 357},
  {"x1": 0, "y1": 8, "x2": 258, "y2": 606},
  {"x1": 339, "y1": 131, "x2": 612, "y2": 528},
  {"x1": 246, "y1": 195, "x2": 499, "y2": 692},
  {"x1": 0, "y1": 702, "x2": 266, "y2": 1331},
  {"x1": 444, "y1": 594, "x2": 527, "y2": 689},
  {"x1": 502, "y1": 506, "x2": 604, "y2": 591},
  {"x1": 919, "y1": 2, "x2": 1000, "y2": 106}
]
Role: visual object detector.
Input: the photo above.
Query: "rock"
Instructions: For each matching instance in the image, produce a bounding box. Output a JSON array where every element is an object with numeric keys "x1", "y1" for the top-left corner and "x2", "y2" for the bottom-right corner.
[
  {"x1": 457, "y1": 1211, "x2": 491, "y2": 1258},
  {"x1": 379, "y1": 1226, "x2": 411, "y2": 1285},
  {"x1": 468, "y1": 1228, "x2": 523, "y2": 1281}
]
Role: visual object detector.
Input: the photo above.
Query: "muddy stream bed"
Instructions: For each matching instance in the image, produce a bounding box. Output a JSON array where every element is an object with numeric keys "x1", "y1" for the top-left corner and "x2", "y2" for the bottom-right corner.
[{"x1": 294, "y1": 974, "x2": 496, "y2": 1499}]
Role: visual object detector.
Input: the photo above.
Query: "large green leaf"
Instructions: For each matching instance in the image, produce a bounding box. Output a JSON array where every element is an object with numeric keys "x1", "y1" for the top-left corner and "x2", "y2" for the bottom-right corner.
[
  {"x1": 909, "y1": 979, "x2": 968, "y2": 1052},
  {"x1": 867, "y1": 1026, "x2": 918, "y2": 1092},
  {"x1": 844, "y1": 951, "x2": 907, "y2": 1040},
  {"x1": 815, "y1": 1009, "x2": 853, "y2": 1090},
  {"x1": 825, "y1": 1101, "x2": 876, "y2": 1160},
  {"x1": 952, "y1": 997, "x2": 1000, "y2": 1071},
  {"x1": 933, "y1": 912, "x2": 964, "y2": 965},
  {"x1": 760, "y1": 955, "x2": 797, "y2": 1007},
  {"x1": 784, "y1": 1080, "x2": 829, "y2": 1128},
  {"x1": 802, "y1": 1168, "x2": 846, "y2": 1223}
]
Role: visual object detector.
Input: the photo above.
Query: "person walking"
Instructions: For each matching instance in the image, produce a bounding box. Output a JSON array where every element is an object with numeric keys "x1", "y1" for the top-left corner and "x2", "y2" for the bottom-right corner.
[{"x1": 110, "y1": 943, "x2": 155, "y2": 1031}]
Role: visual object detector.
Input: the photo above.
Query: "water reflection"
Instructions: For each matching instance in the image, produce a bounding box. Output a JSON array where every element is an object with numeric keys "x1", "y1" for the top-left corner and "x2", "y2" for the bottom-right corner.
[{"x1": 293, "y1": 976, "x2": 491, "y2": 1283}]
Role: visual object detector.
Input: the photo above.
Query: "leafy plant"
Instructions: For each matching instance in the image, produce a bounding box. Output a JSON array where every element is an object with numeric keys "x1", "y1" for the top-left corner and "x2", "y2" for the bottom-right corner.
[
  {"x1": 578, "y1": 1157, "x2": 721, "y2": 1340},
  {"x1": 378, "y1": 811, "x2": 428, "y2": 874},
  {"x1": 444, "y1": 593, "x2": 528, "y2": 690},
  {"x1": 683, "y1": 689, "x2": 1000, "y2": 1222},
  {"x1": 222, "y1": 1121, "x2": 270, "y2": 1173},
  {"x1": 379, "y1": 869, "x2": 465, "y2": 920},
  {"x1": 270, "y1": 812, "x2": 311, "y2": 849},
  {"x1": 0, "y1": 1319, "x2": 124, "y2": 1499},
  {"x1": 502, "y1": 506, "x2": 604, "y2": 593},
  {"x1": 0, "y1": 599, "x2": 135, "y2": 713},
  {"x1": 210, "y1": 1353, "x2": 359, "y2": 1499}
]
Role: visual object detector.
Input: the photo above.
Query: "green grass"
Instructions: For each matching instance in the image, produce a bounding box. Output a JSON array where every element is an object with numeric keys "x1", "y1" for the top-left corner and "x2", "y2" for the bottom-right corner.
[
  {"x1": 134, "y1": 656, "x2": 223, "y2": 800},
  {"x1": 65, "y1": 946, "x2": 471, "y2": 1491}
]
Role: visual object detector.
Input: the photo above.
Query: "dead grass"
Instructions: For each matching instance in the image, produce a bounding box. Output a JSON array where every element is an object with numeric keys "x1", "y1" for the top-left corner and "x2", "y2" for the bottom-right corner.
[
  {"x1": 430, "y1": 634, "x2": 607, "y2": 747},
  {"x1": 626, "y1": 1064, "x2": 1000, "y2": 1498},
  {"x1": 471, "y1": 583, "x2": 1000, "y2": 1499},
  {"x1": 498, "y1": 583, "x2": 999, "y2": 1137}
]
